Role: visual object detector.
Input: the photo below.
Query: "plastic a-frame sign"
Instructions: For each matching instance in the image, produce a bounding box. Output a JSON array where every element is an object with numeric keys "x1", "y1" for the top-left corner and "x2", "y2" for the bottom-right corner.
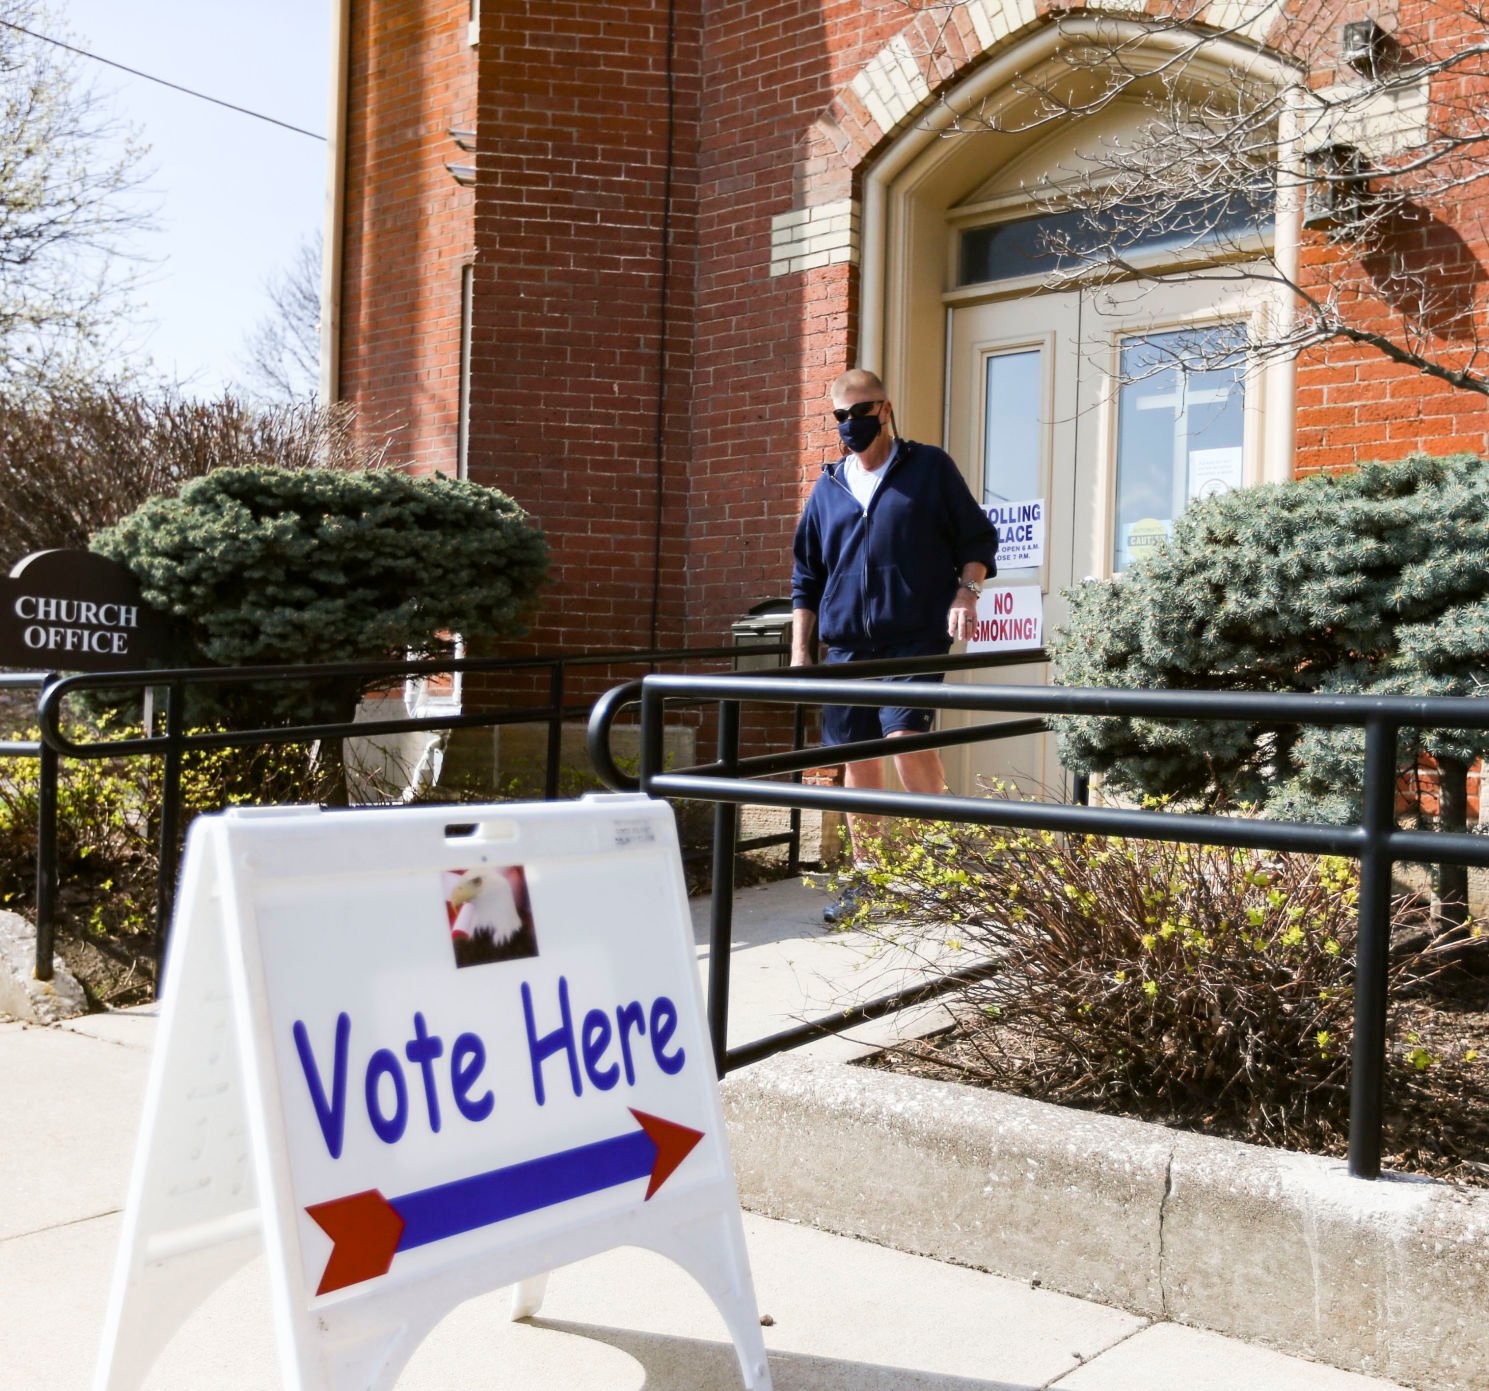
[{"x1": 94, "y1": 795, "x2": 772, "y2": 1391}]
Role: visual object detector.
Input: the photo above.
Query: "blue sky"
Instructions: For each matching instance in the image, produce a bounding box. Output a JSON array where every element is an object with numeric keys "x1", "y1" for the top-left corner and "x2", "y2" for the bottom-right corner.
[{"x1": 58, "y1": 0, "x2": 331, "y2": 396}]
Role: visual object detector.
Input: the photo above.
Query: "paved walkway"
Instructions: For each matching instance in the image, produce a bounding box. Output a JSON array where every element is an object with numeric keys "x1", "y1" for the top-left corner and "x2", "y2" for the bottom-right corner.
[{"x1": 2, "y1": 878, "x2": 1413, "y2": 1390}]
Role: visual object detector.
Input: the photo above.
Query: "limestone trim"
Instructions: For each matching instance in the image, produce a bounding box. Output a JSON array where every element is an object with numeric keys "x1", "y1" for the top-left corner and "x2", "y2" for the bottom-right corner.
[{"x1": 768, "y1": 199, "x2": 860, "y2": 278}]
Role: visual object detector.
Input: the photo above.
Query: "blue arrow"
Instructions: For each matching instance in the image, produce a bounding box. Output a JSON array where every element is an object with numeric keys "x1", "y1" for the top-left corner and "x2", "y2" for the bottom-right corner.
[
  {"x1": 306, "y1": 1109, "x2": 705, "y2": 1293},
  {"x1": 396, "y1": 1127, "x2": 652, "y2": 1250}
]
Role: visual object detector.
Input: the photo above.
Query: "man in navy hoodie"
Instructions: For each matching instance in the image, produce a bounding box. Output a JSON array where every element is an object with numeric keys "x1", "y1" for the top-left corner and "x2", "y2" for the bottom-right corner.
[{"x1": 791, "y1": 368, "x2": 997, "y2": 922}]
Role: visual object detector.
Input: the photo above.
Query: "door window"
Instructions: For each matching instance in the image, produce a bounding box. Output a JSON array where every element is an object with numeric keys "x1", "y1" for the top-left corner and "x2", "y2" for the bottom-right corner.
[
  {"x1": 959, "y1": 197, "x2": 1272, "y2": 286},
  {"x1": 982, "y1": 347, "x2": 1043, "y2": 579},
  {"x1": 1112, "y1": 325, "x2": 1246, "y2": 571},
  {"x1": 983, "y1": 348, "x2": 1042, "y2": 505}
]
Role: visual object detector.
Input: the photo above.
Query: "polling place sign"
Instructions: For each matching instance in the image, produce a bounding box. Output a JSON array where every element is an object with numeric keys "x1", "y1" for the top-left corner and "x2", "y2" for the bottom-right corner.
[
  {"x1": 94, "y1": 798, "x2": 772, "y2": 1391},
  {"x1": 986, "y1": 498, "x2": 1045, "y2": 570},
  {"x1": 0, "y1": 549, "x2": 171, "y2": 671}
]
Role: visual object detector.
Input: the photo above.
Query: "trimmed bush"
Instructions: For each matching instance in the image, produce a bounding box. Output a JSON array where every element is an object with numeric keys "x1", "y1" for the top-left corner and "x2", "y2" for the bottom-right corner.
[
  {"x1": 91, "y1": 465, "x2": 548, "y2": 727},
  {"x1": 1053, "y1": 454, "x2": 1489, "y2": 824}
]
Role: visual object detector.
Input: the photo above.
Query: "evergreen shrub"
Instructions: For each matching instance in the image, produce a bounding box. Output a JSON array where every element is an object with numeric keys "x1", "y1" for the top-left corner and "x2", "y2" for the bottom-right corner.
[
  {"x1": 91, "y1": 465, "x2": 549, "y2": 727},
  {"x1": 1053, "y1": 454, "x2": 1489, "y2": 823}
]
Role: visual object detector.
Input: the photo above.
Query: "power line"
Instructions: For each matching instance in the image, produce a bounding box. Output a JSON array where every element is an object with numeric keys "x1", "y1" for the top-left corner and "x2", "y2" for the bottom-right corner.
[{"x1": 0, "y1": 18, "x2": 326, "y2": 142}]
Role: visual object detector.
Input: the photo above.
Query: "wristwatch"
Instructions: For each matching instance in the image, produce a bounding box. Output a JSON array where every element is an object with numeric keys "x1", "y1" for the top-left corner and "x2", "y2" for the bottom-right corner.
[{"x1": 958, "y1": 579, "x2": 983, "y2": 596}]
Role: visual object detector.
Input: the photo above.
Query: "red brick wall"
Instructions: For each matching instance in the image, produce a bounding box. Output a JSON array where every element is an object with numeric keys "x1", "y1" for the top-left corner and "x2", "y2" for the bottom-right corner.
[
  {"x1": 340, "y1": 0, "x2": 476, "y2": 478},
  {"x1": 692, "y1": 3, "x2": 841, "y2": 648},
  {"x1": 1278, "y1": 0, "x2": 1489, "y2": 471},
  {"x1": 339, "y1": 0, "x2": 1489, "y2": 653},
  {"x1": 462, "y1": 1, "x2": 703, "y2": 658}
]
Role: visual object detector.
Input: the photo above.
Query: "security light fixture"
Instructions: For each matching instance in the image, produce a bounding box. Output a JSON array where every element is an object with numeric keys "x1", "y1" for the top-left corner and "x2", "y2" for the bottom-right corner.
[
  {"x1": 1341, "y1": 18, "x2": 1389, "y2": 74},
  {"x1": 1303, "y1": 143, "x2": 1371, "y2": 232},
  {"x1": 446, "y1": 129, "x2": 477, "y2": 186}
]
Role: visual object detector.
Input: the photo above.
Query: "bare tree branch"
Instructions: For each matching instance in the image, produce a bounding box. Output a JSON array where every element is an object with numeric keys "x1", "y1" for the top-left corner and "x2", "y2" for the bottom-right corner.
[
  {"x1": 0, "y1": 0, "x2": 152, "y2": 397},
  {"x1": 240, "y1": 231, "x2": 321, "y2": 403},
  {"x1": 901, "y1": 0, "x2": 1489, "y2": 396}
]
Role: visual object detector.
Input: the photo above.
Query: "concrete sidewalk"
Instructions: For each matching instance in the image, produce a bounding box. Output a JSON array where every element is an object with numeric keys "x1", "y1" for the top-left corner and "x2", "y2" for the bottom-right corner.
[{"x1": 1, "y1": 879, "x2": 1414, "y2": 1390}]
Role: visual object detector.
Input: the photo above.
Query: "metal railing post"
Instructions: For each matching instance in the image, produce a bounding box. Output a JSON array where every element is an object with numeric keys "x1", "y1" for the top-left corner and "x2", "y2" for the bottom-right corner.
[
  {"x1": 639, "y1": 684, "x2": 665, "y2": 793},
  {"x1": 787, "y1": 701, "x2": 805, "y2": 877},
  {"x1": 545, "y1": 662, "x2": 565, "y2": 800},
  {"x1": 152, "y1": 681, "x2": 185, "y2": 991},
  {"x1": 33, "y1": 673, "x2": 60, "y2": 983},
  {"x1": 707, "y1": 697, "x2": 741, "y2": 1077},
  {"x1": 1348, "y1": 715, "x2": 1397, "y2": 1179}
]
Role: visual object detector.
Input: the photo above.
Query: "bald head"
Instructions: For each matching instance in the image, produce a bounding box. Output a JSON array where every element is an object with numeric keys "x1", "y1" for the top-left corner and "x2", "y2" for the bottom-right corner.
[{"x1": 831, "y1": 368, "x2": 887, "y2": 399}]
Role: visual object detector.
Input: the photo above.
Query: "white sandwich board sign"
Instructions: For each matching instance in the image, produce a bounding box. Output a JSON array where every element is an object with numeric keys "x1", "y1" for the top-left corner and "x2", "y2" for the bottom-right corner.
[{"x1": 95, "y1": 795, "x2": 772, "y2": 1391}]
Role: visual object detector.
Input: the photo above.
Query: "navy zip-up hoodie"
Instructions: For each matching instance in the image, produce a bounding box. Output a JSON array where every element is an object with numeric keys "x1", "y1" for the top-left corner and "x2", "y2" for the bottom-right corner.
[{"x1": 791, "y1": 439, "x2": 998, "y2": 649}]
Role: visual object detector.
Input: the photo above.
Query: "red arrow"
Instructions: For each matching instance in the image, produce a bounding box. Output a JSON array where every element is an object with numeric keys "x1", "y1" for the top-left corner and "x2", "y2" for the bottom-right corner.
[
  {"x1": 305, "y1": 1189, "x2": 405, "y2": 1295},
  {"x1": 630, "y1": 1108, "x2": 704, "y2": 1199},
  {"x1": 305, "y1": 1110, "x2": 705, "y2": 1295}
]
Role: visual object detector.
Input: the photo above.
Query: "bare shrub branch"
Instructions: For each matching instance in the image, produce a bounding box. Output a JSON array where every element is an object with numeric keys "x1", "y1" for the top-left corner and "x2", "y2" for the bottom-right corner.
[
  {"x1": 0, "y1": 385, "x2": 395, "y2": 565},
  {"x1": 850, "y1": 812, "x2": 1448, "y2": 1148}
]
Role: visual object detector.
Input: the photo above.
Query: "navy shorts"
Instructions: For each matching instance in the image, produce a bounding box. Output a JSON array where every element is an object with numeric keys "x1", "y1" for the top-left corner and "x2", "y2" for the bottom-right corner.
[{"x1": 821, "y1": 637, "x2": 951, "y2": 747}]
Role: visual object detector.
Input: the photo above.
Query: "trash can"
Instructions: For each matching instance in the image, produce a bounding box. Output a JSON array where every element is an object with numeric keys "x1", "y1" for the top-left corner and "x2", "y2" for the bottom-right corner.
[{"x1": 730, "y1": 599, "x2": 793, "y2": 671}]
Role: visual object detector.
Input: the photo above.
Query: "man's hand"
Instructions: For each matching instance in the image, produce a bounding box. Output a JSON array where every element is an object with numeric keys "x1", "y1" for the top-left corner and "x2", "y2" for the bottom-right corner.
[{"x1": 948, "y1": 587, "x2": 979, "y2": 642}]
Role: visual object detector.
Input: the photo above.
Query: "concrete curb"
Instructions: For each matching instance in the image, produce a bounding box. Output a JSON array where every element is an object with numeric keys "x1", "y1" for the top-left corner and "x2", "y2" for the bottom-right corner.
[
  {"x1": 722, "y1": 1054, "x2": 1489, "y2": 1391},
  {"x1": 0, "y1": 910, "x2": 86, "y2": 1023}
]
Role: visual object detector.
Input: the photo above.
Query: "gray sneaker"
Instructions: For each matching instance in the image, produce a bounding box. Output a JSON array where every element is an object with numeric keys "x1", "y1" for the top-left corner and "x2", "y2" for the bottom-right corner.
[{"x1": 823, "y1": 881, "x2": 869, "y2": 925}]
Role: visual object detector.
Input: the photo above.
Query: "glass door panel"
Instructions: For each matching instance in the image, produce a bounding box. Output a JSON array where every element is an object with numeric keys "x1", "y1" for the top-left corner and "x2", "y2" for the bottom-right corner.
[
  {"x1": 1112, "y1": 325, "x2": 1246, "y2": 571},
  {"x1": 982, "y1": 347, "x2": 1042, "y2": 581}
]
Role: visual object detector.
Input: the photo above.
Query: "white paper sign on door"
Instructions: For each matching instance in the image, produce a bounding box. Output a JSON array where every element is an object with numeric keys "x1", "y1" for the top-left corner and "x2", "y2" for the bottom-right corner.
[
  {"x1": 985, "y1": 499, "x2": 1046, "y2": 570},
  {"x1": 1187, "y1": 446, "x2": 1244, "y2": 501},
  {"x1": 966, "y1": 585, "x2": 1044, "y2": 652},
  {"x1": 94, "y1": 797, "x2": 772, "y2": 1391}
]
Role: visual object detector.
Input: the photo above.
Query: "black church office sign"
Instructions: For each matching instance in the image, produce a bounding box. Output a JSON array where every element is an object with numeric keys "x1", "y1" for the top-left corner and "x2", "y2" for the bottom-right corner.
[{"x1": 0, "y1": 550, "x2": 173, "y2": 672}]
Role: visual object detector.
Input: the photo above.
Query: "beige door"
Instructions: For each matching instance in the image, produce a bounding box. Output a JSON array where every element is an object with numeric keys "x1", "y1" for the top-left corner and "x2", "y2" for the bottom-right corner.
[{"x1": 942, "y1": 278, "x2": 1263, "y2": 798}]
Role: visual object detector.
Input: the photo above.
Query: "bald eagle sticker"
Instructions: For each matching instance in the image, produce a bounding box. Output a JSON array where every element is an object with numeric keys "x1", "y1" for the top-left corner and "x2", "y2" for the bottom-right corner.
[{"x1": 443, "y1": 867, "x2": 538, "y2": 968}]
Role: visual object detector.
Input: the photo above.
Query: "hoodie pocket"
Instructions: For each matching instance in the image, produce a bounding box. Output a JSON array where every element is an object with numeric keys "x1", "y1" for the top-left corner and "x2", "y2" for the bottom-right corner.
[
  {"x1": 818, "y1": 569, "x2": 847, "y2": 637},
  {"x1": 864, "y1": 563, "x2": 916, "y2": 637}
]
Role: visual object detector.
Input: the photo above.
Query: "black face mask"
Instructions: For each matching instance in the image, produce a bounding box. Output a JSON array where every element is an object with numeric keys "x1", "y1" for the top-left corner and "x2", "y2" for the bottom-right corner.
[{"x1": 837, "y1": 413, "x2": 883, "y2": 454}]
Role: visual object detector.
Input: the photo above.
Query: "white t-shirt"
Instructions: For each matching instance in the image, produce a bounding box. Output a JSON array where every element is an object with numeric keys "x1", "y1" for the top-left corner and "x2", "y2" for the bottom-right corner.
[{"x1": 844, "y1": 440, "x2": 897, "y2": 510}]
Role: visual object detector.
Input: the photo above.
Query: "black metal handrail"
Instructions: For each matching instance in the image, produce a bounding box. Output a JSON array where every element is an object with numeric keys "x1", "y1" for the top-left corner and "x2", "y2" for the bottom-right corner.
[
  {"x1": 22, "y1": 642, "x2": 803, "y2": 987},
  {"x1": 587, "y1": 647, "x2": 1050, "y2": 791},
  {"x1": 589, "y1": 669, "x2": 1489, "y2": 1181},
  {"x1": 0, "y1": 673, "x2": 45, "y2": 756}
]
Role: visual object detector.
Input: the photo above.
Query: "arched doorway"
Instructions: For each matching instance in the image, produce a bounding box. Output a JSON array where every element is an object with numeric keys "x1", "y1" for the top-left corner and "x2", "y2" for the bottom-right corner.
[{"x1": 855, "y1": 19, "x2": 1298, "y2": 796}]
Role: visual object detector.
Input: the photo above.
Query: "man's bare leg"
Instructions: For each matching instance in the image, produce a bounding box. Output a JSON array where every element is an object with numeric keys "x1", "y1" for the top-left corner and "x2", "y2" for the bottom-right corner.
[
  {"x1": 843, "y1": 737, "x2": 947, "y2": 861},
  {"x1": 843, "y1": 756, "x2": 886, "y2": 861},
  {"x1": 889, "y1": 735, "x2": 947, "y2": 798}
]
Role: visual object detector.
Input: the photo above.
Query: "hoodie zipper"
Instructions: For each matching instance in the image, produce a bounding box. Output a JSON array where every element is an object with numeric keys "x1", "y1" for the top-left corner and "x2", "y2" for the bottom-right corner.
[
  {"x1": 821, "y1": 463, "x2": 863, "y2": 640},
  {"x1": 827, "y1": 441, "x2": 906, "y2": 644}
]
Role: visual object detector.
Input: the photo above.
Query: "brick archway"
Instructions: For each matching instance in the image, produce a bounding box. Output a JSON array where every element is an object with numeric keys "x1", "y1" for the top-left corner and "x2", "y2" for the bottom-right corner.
[{"x1": 771, "y1": 2, "x2": 1296, "y2": 279}]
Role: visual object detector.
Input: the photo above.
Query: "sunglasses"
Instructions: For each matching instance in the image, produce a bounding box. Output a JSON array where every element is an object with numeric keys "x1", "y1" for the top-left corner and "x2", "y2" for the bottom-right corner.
[{"x1": 831, "y1": 400, "x2": 884, "y2": 423}]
